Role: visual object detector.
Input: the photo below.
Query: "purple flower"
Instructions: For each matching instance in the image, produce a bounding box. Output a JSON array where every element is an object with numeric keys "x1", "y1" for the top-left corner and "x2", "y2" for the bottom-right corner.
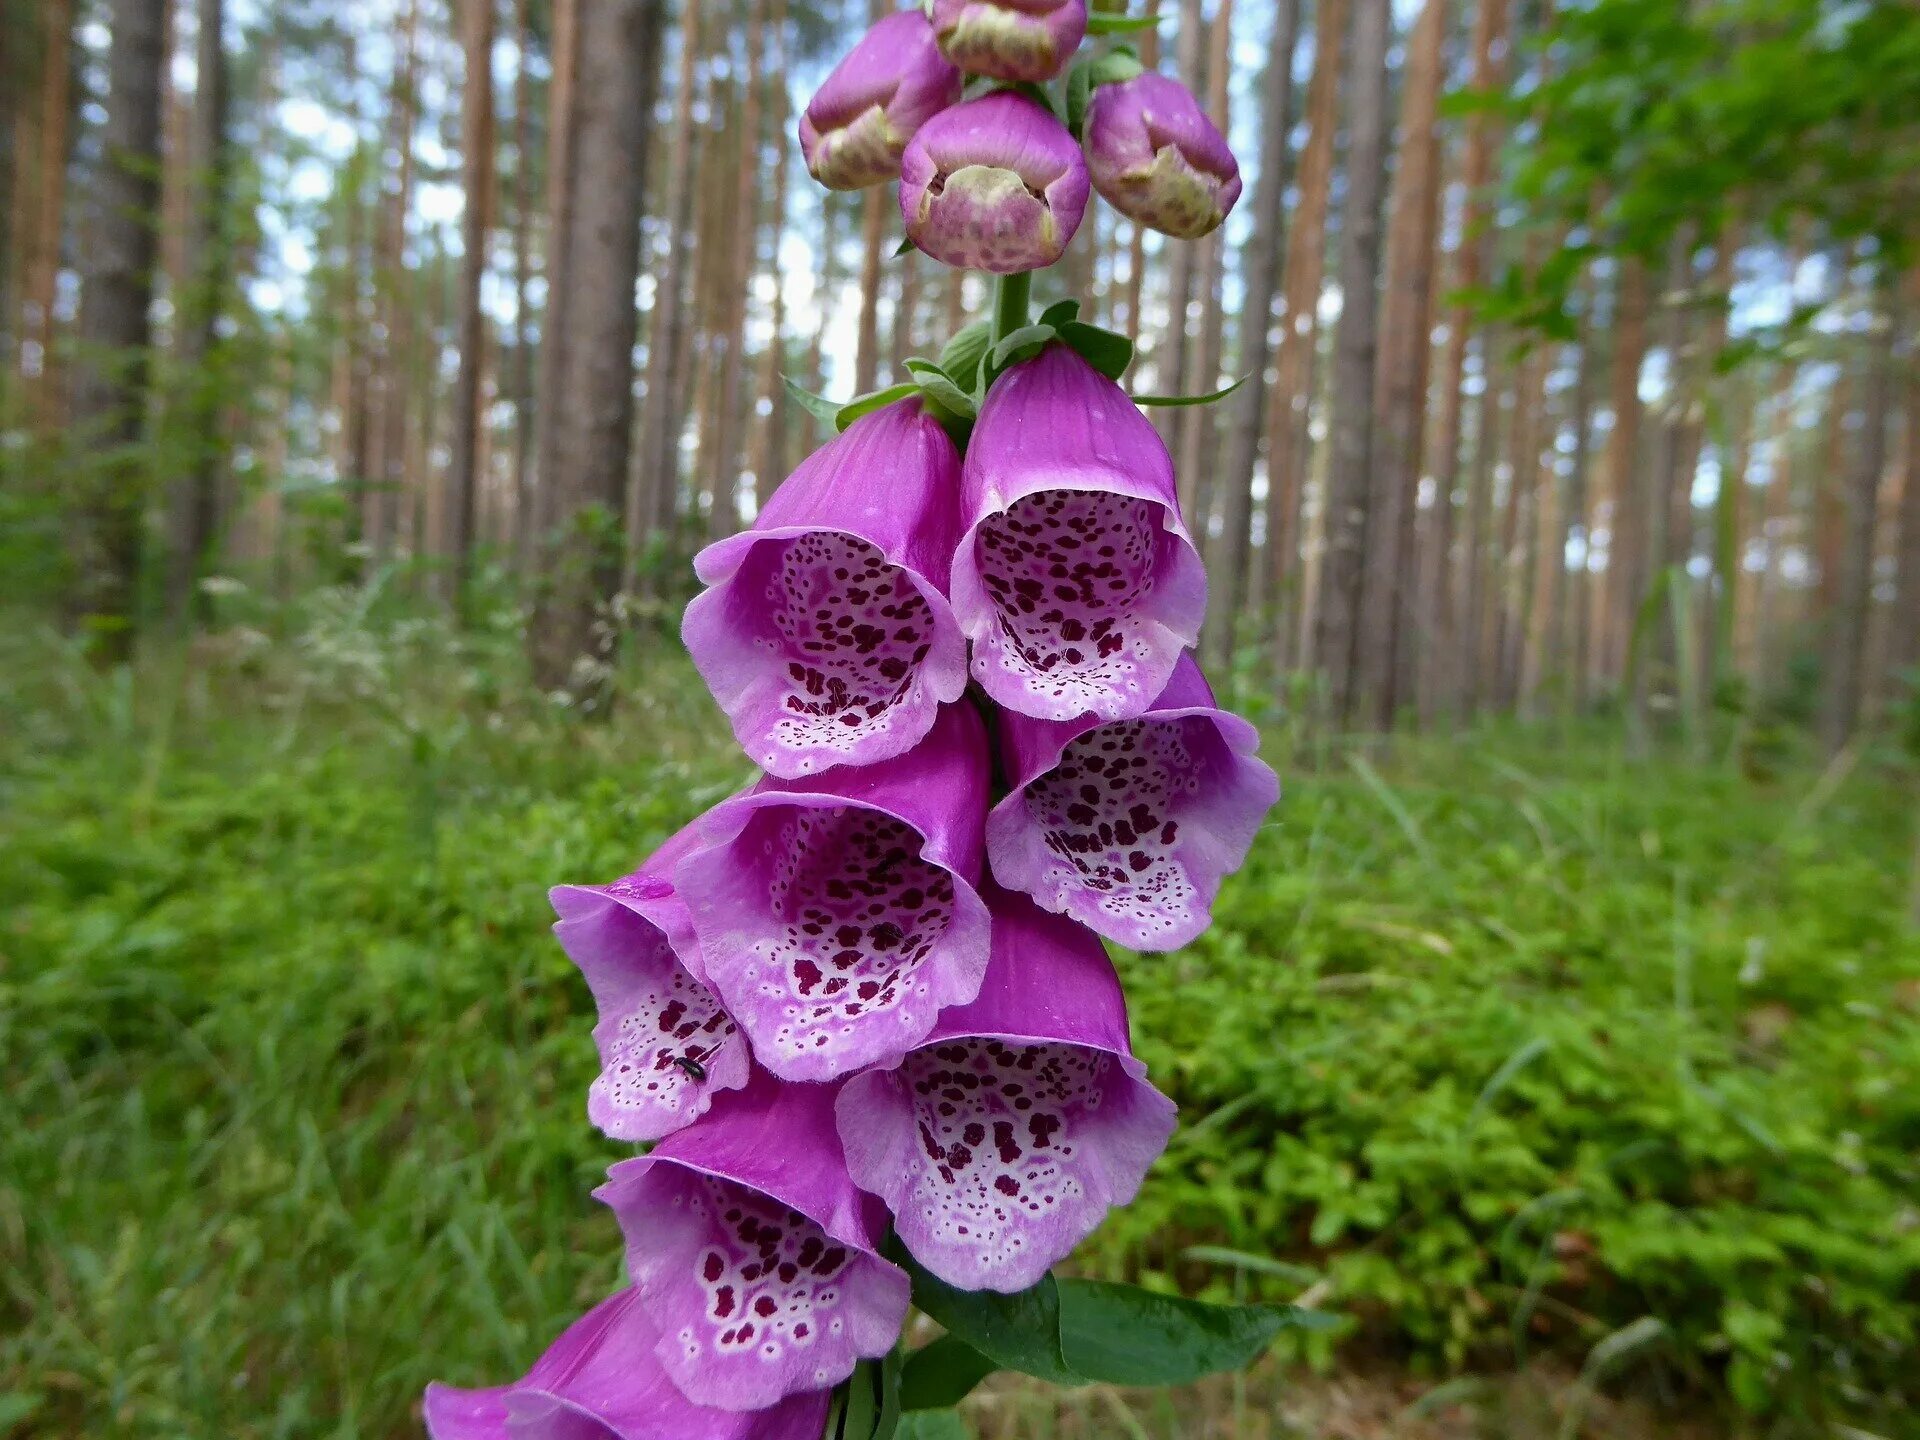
[
  {"x1": 683, "y1": 400, "x2": 969, "y2": 779},
  {"x1": 837, "y1": 886, "x2": 1175, "y2": 1292},
  {"x1": 900, "y1": 91, "x2": 1090, "y2": 274},
  {"x1": 950, "y1": 343, "x2": 1206, "y2": 721},
  {"x1": 801, "y1": 10, "x2": 963, "y2": 191},
  {"x1": 424, "y1": 1287, "x2": 829, "y2": 1439},
  {"x1": 1084, "y1": 73, "x2": 1242, "y2": 240},
  {"x1": 550, "y1": 821, "x2": 751, "y2": 1143},
  {"x1": 987, "y1": 654, "x2": 1278, "y2": 950},
  {"x1": 674, "y1": 702, "x2": 992, "y2": 1081},
  {"x1": 598, "y1": 1076, "x2": 911, "y2": 1412},
  {"x1": 931, "y1": 0, "x2": 1088, "y2": 84}
]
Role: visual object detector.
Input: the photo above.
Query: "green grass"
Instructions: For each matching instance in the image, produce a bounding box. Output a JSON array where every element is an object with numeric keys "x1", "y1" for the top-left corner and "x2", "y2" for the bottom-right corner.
[{"x1": 2, "y1": 619, "x2": 1916, "y2": 1439}]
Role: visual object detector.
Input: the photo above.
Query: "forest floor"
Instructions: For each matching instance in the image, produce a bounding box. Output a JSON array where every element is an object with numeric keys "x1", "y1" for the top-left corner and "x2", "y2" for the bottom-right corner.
[{"x1": 3, "y1": 615, "x2": 1917, "y2": 1440}]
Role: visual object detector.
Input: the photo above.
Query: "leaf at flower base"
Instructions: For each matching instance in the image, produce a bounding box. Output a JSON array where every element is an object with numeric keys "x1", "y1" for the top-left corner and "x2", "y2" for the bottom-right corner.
[
  {"x1": 1066, "y1": 58, "x2": 1095, "y2": 135},
  {"x1": 893, "y1": 235, "x2": 918, "y2": 258},
  {"x1": 1087, "y1": 47, "x2": 1147, "y2": 85},
  {"x1": 835, "y1": 1357, "x2": 881, "y2": 1440},
  {"x1": 901, "y1": 1254, "x2": 1080, "y2": 1386},
  {"x1": 785, "y1": 374, "x2": 845, "y2": 426},
  {"x1": 1053, "y1": 1279, "x2": 1339, "y2": 1388},
  {"x1": 986, "y1": 323, "x2": 1060, "y2": 381},
  {"x1": 1057, "y1": 320, "x2": 1133, "y2": 381},
  {"x1": 1038, "y1": 298, "x2": 1082, "y2": 329},
  {"x1": 835, "y1": 383, "x2": 924, "y2": 431},
  {"x1": 939, "y1": 320, "x2": 993, "y2": 394},
  {"x1": 903, "y1": 360, "x2": 978, "y2": 420},
  {"x1": 900, "y1": 1333, "x2": 998, "y2": 1411},
  {"x1": 875, "y1": 1344, "x2": 905, "y2": 1440},
  {"x1": 1087, "y1": 13, "x2": 1160, "y2": 34},
  {"x1": 1130, "y1": 374, "x2": 1249, "y2": 407},
  {"x1": 896, "y1": 1414, "x2": 970, "y2": 1440}
]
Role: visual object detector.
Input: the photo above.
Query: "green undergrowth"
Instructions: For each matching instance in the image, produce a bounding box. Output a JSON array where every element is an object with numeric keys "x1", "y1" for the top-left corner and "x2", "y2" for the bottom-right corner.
[{"x1": 1, "y1": 620, "x2": 1915, "y2": 1438}]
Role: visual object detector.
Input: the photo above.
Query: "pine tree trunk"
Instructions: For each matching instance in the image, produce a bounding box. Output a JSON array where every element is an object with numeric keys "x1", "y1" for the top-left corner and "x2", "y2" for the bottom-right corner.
[
  {"x1": 1457, "y1": 328, "x2": 1504, "y2": 715},
  {"x1": 1262, "y1": 0, "x2": 1346, "y2": 665},
  {"x1": 854, "y1": 187, "x2": 886, "y2": 394},
  {"x1": 1355, "y1": 0, "x2": 1446, "y2": 724},
  {"x1": 753, "y1": 0, "x2": 792, "y2": 510},
  {"x1": 69, "y1": 0, "x2": 167, "y2": 660},
  {"x1": 1596, "y1": 257, "x2": 1649, "y2": 693},
  {"x1": 367, "y1": 0, "x2": 421, "y2": 567},
  {"x1": 22, "y1": 0, "x2": 74, "y2": 435},
  {"x1": 1821, "y1": 298, "x2": 1895, "y2": 753},
  {"x1": 1313, "y1": 0, "x2": 1391, "y2": 724},
  {"x1": 1203, "y1": 0, "x2": 1301, "y2": 668},
  {"x1": 1174, "y1": 0, "x2": 1235, "y2": 530},
  {"x1": 163, "y1": 0, "x2": 229, "y2": 625},
  {"x1": 709, "y1": 0, "x2": 768, "y2": 541},
  {"x1": 1415, "y1": 0, "x2": 1508, "y2": 725},
  {"x1": 1154, "y1": 0, "x2": 1208, "y2": 436},
  {"x1": 508, "y1": 0, "x2": 537, "y2": 570},
  {"x1": 448, "y1": 0, "x2": 497, "y2": 608},
  {"x1": 527, "y1": 0, "x2": 664, "y2": 692},
  {"x1": 1890, "y1": 273, "x2": 1920, "y2": 695},
  {"x1": 1554, "y1": 297, "x2": 1597, "y2": 713}
]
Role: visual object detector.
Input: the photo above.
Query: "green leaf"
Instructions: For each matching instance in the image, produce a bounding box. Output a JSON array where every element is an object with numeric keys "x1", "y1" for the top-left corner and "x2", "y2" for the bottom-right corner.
[
  {"x1": 938, "y1": 320, "x2": 993, "y2": 393},
  {"x1": 903, "y1": 1257, "x2": 1079, "y2": 1385},
  {"x1": 900, "y1": 1334, "x2": 997, "y2": 1411},
  {"x1": 892, "y1": 235, "x2": 918, "y2": 258},
  {"x1": 835, "y1": 383, "x2": 923, "y2": 431},
  {"x1": 874, "y1": 1345, "x2": 905, "y2": 1440},
  {"x1": 1179, "y1": 1245, "x2": 1322, "y2": 1287},
  {"x1": 1054, "y1": 1279, "x2": 1337, "y2": 1388},
  {"x1": 838, "y1": 1357, "x2": 879, "y2": 1440},
  {"x1": 1130, "y1": 375, "x2": 1249, "y2": 407},
  {"x1": 1066, "y1": 58, "x2": 1095, "y2": 135},
  {"x1": 1088, "y1": 47, "x2": 1148, "y2": 85},
  {"x1": 987, "y1": 323, "x2": 1059, "y2": 373},
  {"x1": 1038, "y1": 298, "x2": 1082, "y2": 329},
  {"x1": 1087, "y1": 13, "x2": 1160, "y2": 34},
  {"x1": 1057, "y1": 320, "x2": 1133, "y2": 381},
  {"x1": 896, "y1": 1414, "x2": 970, "y2": 1440},
  {"x1": 784, "y1": 375, "x2": 844, "y2": 426},
  {"x1": 903, "y1": 360, "x2": 978, "y2": 420}
]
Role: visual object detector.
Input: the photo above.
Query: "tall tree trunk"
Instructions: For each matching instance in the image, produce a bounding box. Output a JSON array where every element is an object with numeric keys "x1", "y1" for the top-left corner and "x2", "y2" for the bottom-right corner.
[
  {"x1": 1595, "y1": 257, "x2": 1649, "y2": 693},
  {"x1": 754, "y1": 0, "x2": 793, "y2": 510},
  {"x1": 1313, "y1": 0, "x2": 1391, "y2": 724},
  {"x1": 1356, "y1": 0, "x2": 1447, "y2": 724},
  {"x1": 163, "y1": 0, "x2": 229, "y2": 624},
  {"x1": 69, "y1": 0, "x2": 167, "y2": 660},
  {"x1": 1154, "y1": 0, "x2": 1208, "y2": 434},
  {"x1": 366, "y1": 0, "x2": 422, "y2": 567},
  {"x1": 1415, "y1": 0, "x2": 1508, "y2": 724},
  {"x1": 1173, "y1": 0, "x2": 1235, "y2": 529},
  {"x1": 448, "y1": 0, "x2": 498, "y2": 608},
  {"x1": 22, "y1": 0, "x2": 74, "y2": 435},
  {"x1": 1821, "y1": 298, "x2": 1895, "y2": 753},
  {"x1": 1554, "y1": 296, "x2": 1597, "y2": 713},
  {"x1": 1495, "y1": 338, "x2": 1548, "y2": 708},
  {"x1": 854, "y1": 188, "x2": 886, "y2": 394},
  {"x1": 1203, "y1": 0, "x2": 1301, "y2": 668},
  {"x1": 1263, "y1": 0, "x2": 1346, "y2": 666},
  {"x1": 508, "y1": 0, "x2": 537, "y2": 571},
  {"x1": 1458, "y1": 327, "x2": 1504, "y2": 715},
  {"x1": 528, "y1": 0, "x2": 665, "y2": 691},
  {"x1": 709, "y1": 0, "x2": 767, "y2": 540},
  {"x1": 1891, "y1": 275, "x2": 1920, "y2": 696}
]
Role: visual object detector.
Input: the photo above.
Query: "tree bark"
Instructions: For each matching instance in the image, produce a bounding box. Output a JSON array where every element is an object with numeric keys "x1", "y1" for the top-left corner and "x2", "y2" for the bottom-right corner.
[
  {"x1": 709, "y1": 0, "x2": 768, "y2": 540},
  {"x1": 1355, "y1": 0, "x2": 1447, "y2": 724},
  {"x1": 1153, "y1": 0, "x2": 1208, "y2": 437},
  {"x1": 366, "y1": 0, "x2": 422, "y2": 567},
  {"x1": 69, "y1": 0, "x2": 167, "y2": 660},
  {"x1": 448, "y1": 0, "x2": 497, "y2": 607},
  {"x1": 20, "y1": 0, "x2": 73, "y2": 435},
  {"x1": 854, "y1": 187, "x2": 886, "y2": 394},
  {"x1": 1174, "y1": 0, "x2": 1235, "y2": 530},
  {"x1": 1555, "y1": 294, "x2": 1597, "y2": 713},
  {"x1": 508, "y1": 0, "x2": 537, "y2": 570},
  {"x1": 1595, "y1": 257, "x2": 1649, "y2": 693},
  {"x1": 1313, "y1": 0, "x2": 1391, "y2": 724},
  {"x1": 1891, "y1": 275, "x2": 1920, "y2": 693},
  {"x1": 1262, "y1": 0, "x2": 1346, "y2": 665},
  {"x1": 1202, "y1": 0, "x2": 1301, "y2": 668},
  {"x1": 754, "y1": 0, "x2": 793, "y2": 510},
  {"x1": 527, "y1": 0, "x2": 665, "y2": 692},
  {"x1": 1821, "y1": 299, "x2": 1895, "y2": 753}
]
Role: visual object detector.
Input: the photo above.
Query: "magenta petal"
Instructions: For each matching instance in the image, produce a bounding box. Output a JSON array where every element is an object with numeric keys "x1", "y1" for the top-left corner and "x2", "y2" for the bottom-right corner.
[
  {"x1": 684, "y1": 400, "x2": 969, "y2": 779},
  {"x1": 1084, "y1": 73, "x2": 1242, "y2": 240},
  {"x1": 837, "y1": 887, "x2": 1176, "y2": 1292},
  {"x1": 674, "y1": 703, "x2": 992, "y2": 1081},
  {"x1": 931, "y1": 0, "x2": 1088, "y2": 83},
  {"x1": 597, "y1": 1077, "x2": 911, "y2": 1412},
  {"x1": 951, "y1": 344, "x2": 1206, "y2": 721},
  {"x1": 551, "y1": 834, "x2": 751, "y2": 1141},
  {"x1": 423, "y1": 1288, "x2": 830, "y2": 1440},
  {"x1": 801, "y1": 11, "x2": 963, "y2": 190},
  {"x1": 986, "y1": 653, "x2": 1278, "y2": 950},
  {"x1": 900, "y1": 92, "x2": 1090, "y2": 274}
]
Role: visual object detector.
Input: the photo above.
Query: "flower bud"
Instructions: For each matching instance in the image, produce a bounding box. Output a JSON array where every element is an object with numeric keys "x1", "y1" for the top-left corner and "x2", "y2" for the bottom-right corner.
[
  {"x1": 800, "y1": 10, "x2": 962, "y2": 191},
  {"x1": 1084, "y1": 73, "x2": 1242, "y2": 239},
  {"x1": 930, "y1": 0, "x2": 1088, "y2": 84},
  {"x1": 900, "y1": 91, "x2": 1090, "y2": 274}
]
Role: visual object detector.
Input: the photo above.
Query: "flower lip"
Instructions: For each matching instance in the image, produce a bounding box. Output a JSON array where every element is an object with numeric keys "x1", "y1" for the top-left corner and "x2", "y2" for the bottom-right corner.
[
  {"x1": 597, "y1": 1076, "x2": 910, "y2": 1413},
  {"x1": 931, "y1": 0, "x2": 1089, "y2": 84},
  {"x1": 422, "y1": 1286, "x2": 831, "y2": 1440},
  {"x1": 684, "y1": 399, "x2": 969, "y2": 779},
  {"x1": 986, "y1": 652, "x2": 1279, "y2": 951},
  {"x1": 674, "y1": 702, "x2": 993, "y2": 1081},
  {"x1": 802, "y1": 10, "x2": 963, "y2": 190}
]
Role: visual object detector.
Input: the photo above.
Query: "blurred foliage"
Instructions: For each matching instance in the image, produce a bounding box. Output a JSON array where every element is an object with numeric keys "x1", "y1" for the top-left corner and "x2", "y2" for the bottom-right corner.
[{"x1": 1, "y1": 611, "x2": 1916, "y2": 1436}]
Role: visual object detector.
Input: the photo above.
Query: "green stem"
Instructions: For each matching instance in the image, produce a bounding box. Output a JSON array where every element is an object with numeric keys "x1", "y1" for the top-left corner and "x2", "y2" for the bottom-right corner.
[{"x1": 991, "y1": 270, "x2": 1032, "y2": 346}]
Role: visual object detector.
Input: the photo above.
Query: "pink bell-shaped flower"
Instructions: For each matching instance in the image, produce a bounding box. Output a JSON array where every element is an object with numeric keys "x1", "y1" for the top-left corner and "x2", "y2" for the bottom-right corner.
[
  {"x1": 1084, "y1": 73, "x2": 1242, "y2": 239},
  {"x1": 801, "y1": 10, "x2": 963, "y2": 190},
  {"x1": 931, "y1": 0, "x2": 1088, "y2": 84}
]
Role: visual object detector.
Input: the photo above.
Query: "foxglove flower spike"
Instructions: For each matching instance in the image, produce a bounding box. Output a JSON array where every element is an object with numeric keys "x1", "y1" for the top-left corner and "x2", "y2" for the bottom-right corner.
[
  {"x1": 684, "y1": 399, "x2": 969, "y2": 779},
  {"x1": 838, "y1": 887, "x2": 1176, "y2": 1292},
  {"x1": 987, "y1": 653, "x2": 1279, "y2": 950},
  {"x1": 676, "y1": 703, "x2": 993, "y2": 1081},
  {"x1": 598, "y1": 1076, "x2": 911, "y2": 1412},
  {"x1": 951, "y1": 343, "x2": 1206, "y2": 721}
]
